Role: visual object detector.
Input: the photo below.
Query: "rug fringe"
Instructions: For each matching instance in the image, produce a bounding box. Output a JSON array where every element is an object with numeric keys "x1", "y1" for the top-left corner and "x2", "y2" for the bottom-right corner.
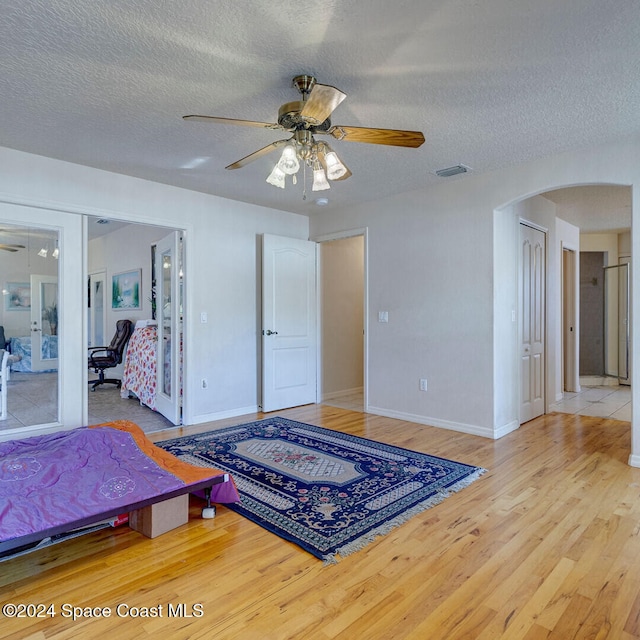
[{"x1": 323, "y1": 467, "x2": 487, "y2": 565}]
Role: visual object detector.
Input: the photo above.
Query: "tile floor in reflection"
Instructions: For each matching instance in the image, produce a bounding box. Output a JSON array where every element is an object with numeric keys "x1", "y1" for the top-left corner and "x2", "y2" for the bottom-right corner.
[{"x1": 1, "y1": 371, "x2": 174, "y2": 433}]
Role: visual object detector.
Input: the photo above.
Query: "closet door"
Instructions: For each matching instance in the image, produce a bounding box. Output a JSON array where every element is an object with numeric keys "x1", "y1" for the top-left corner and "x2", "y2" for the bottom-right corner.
[
  {"x1": 519, "y1": 222, "x2": 546, "y2": 423},
  {"x1": 0, "y1": 205, "x2": 83, "y2": 440}
]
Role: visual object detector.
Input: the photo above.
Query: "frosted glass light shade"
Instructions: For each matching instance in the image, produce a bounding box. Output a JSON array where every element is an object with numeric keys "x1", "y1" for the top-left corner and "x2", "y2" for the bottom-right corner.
[
  {"x1": 324, "y1": 151, "x2": 347, "y2": 180},
  {"x1": 278, "y1": 145, "x2": 300, "y2": 175},
  {"x1": 266, "y1": 165, "x2": 286, "y2": 188},
  {"x1": 312, "y1": 167, "x2": 330, "y2": 191}
]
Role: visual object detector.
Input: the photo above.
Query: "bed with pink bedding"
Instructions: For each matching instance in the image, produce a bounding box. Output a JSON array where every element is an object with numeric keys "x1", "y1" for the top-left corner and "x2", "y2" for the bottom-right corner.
[{"x1": 0, "y1": 420, "x2": 239, "y2": 558}]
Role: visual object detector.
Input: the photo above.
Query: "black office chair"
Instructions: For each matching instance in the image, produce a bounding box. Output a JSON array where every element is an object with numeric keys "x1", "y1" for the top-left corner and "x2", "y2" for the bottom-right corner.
[
  {"x1": 88, "y1": 319, "x2": 134, "y2": 391},
  {"x1": 0, "y1": 326, "x2": 9, "y2": 351}
]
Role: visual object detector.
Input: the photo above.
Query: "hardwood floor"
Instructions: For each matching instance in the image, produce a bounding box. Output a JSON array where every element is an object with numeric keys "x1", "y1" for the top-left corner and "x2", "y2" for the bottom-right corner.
[{"x1": 2, "y1": 406, "x2": 640, "y2": 639}]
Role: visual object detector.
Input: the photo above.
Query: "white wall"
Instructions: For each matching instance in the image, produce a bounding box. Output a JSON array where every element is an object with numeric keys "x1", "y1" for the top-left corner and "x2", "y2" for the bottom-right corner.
[
  {"x1": 312, "y1": 185, "x2": 497, "y2": 436},
  {"x1": 88, "y1": 224, "x2": 167, "y2": 327},
  {"x1": 581, "y1": 233, "x2": 619, "y2": 264},
  {"x1": 0, "y1": 146, "x2": 309, "y2": 429},
  {"x1": 310, "y1": 135, "x2": 640, "y2": 453}
]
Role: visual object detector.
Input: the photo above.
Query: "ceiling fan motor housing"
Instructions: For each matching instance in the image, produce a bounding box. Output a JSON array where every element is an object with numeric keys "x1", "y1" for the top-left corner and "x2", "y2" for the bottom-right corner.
[{"x1": 278, "y1": 101, "x2": 331, "y2": 132}]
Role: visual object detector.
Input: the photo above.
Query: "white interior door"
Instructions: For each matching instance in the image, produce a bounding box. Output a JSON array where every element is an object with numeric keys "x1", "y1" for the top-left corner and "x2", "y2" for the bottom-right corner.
[
  {"x1": 154, "y1": 231, "x2": 182, "y2": 425},
  {"x1": 30, "y1": 274, "x2": 59, "y2": 371},
  {"x1": 519, "y1": 223, "x2": 546, "y2": 424},
  {"x1": 262, "y1": 234, "x2": 317, "y2": 412}
]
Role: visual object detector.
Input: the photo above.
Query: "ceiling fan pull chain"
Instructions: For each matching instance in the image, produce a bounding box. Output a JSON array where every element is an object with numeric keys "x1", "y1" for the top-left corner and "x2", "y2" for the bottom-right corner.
[{"x1": 302, "y1": 163, "x2": 307, "y2": 200}]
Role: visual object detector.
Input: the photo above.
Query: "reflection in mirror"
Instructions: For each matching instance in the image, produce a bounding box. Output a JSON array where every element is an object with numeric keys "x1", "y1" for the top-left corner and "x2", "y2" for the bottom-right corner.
[
  {"x1": 0, "y1": 223, "x2": 59, "y2": 429},
  {"x1": 161, "y1": 249, "x2": 172, "y2": 397}
]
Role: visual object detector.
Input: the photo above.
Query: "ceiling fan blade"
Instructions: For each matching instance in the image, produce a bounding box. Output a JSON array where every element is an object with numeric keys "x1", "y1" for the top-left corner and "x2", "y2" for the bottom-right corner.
[
  {"x1": 300, "y1": 83, "x2": 347, "y2": 125},
  {"x1": 317, "y1": 149, "x2": 352, "y2": 181},
  {"x1": 0, "y1": 244, "x2": 21, "y2": 252},
  {"x1": 226, "y1": 139, "x2": 290, "y2": 170},
  {"x1": 183, "y1": 115, "x2": 283, "y2": 131},
  {"x1": 324, "y1": 125, "x2": 425, "y2": 148}
]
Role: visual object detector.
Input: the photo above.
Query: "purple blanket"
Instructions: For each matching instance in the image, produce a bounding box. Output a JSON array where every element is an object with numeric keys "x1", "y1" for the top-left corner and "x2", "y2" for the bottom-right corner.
[{"x1": 0, "y1": 426, "x2": 227, "y2": 543}]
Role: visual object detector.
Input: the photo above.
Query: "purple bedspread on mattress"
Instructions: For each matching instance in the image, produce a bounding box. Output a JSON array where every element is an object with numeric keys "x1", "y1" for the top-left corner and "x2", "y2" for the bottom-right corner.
[{"x1": 0, "y1": 427, "x2": 207, "y2": 543}]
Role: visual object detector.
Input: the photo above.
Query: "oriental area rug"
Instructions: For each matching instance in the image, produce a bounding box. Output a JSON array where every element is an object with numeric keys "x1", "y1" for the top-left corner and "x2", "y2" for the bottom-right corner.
[{"x1": 157, "y1": 417, "x2": 486, "y2": 562}]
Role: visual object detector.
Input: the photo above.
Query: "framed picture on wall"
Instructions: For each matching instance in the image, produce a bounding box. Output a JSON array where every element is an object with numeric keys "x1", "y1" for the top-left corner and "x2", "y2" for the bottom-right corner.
[
  {"x1": 5, "y1": 282, "x2": 31, "y2": 310},
  {"x1": 112, "y1": 269, "x2": 141, "y2": 310}
]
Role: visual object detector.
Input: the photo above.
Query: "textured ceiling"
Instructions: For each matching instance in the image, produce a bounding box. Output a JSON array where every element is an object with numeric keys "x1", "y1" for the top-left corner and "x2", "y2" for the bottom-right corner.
[
  {"x1": 0, "y1": 0, "x2": 638, "y2": 218},
  {"x1": 543, "y1": 185, "x2": 631, "y2": 233}
]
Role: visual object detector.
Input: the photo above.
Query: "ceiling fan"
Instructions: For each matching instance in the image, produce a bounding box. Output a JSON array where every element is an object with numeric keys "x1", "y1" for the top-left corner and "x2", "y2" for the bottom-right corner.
[
  {"x1": 0, "y1": 244, "x2": 25, "y2": 252},
  {"x1": 0, "y1": 229, "x2": 25, "y2": 252},
  {"x1": 183, "y1": 75, "x2": 425, "y2": 192}
]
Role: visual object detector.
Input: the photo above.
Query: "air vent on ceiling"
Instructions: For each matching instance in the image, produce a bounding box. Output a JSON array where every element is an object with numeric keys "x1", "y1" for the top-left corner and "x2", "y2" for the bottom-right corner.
[{"x1": 434, "y1": 164, "x2": 471, "y2": 178}]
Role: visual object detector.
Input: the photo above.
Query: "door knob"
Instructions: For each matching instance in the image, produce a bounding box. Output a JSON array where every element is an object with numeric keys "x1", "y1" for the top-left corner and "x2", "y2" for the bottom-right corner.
[{"x1": 265, "y1": 329, "x2": 278, "y2": 336}]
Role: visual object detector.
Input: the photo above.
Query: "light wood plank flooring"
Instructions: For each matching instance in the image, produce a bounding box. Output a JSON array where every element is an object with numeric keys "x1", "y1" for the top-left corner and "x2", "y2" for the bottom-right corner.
[{"x1": 2, "y1": 407, "x2": 640, "y2": 639}]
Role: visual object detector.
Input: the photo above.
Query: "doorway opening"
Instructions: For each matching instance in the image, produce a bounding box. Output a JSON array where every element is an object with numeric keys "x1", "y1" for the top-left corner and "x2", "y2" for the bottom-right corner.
[
  {"x1": 545, "y1": 185, "x2": 632, "y2": 421},
  {"x1": 318, "y1": 233, "x2": 366, "y2": 413},
  {"x1": 86, "y1": 217, "x2": 185, "y2": 433},
  {"x1": 578, "y1": 251, "x2": 631, "y2": 387},
  {"x1": 580, "y1": 251, "x2": 606, "y2": 377}
]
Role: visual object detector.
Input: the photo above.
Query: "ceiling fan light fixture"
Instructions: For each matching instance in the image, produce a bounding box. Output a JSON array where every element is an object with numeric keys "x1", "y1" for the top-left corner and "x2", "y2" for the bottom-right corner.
[
  {"x1": 312, "y1": 166, "x2": 330, "y2": 191},
  {"x1": 38, "y1": 247, "x2": 48, "y2": 258},
  {"x1": 266, "y1": 164, "x2": 286, "y2": 188},
  {"x1": 324, "y1": 150, "x2": 347, "y2": 180}
]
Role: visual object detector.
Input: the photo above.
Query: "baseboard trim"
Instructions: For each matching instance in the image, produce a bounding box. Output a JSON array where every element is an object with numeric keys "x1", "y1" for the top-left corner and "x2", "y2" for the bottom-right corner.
[
  {"x1": 189, "y1": 405, "x2": 259, "y2": 426},
  {"x1": 366, "y1": 405, "x2": 501, "y2": 439},
  {"x1": 322, "y1": 387, "x2": 364, "y2": 402},
  {"x1": 628, "y1": 454, "x2": 640, "y2": 468}
]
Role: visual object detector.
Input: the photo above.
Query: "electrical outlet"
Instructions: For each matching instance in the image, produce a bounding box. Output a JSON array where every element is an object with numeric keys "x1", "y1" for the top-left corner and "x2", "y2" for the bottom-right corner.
[{"x1": 419, "y1": 378, "x2": 428, "y2": 391}]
